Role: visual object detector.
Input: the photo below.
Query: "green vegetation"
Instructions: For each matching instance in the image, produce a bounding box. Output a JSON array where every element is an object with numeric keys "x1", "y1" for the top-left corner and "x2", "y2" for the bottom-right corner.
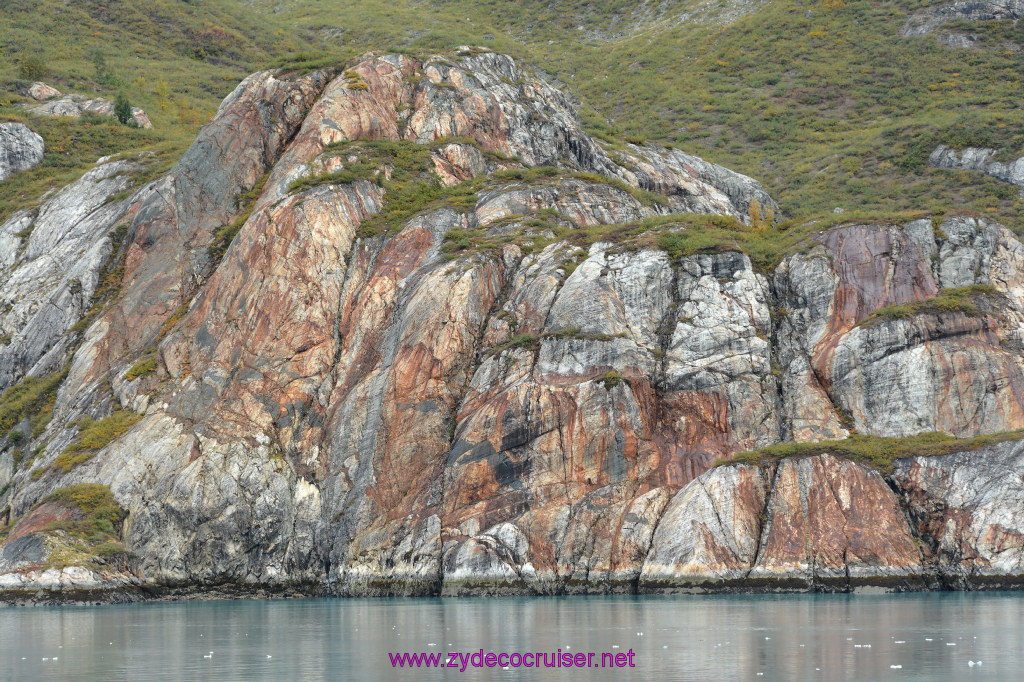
[
  {"x1": 0, "y1": 112, "x2": 167, "y2": 225},
  {"x1": 542, "y1": 327, "x2": 626, "y2": 342},
  {"x1": 52, "y1": 409, "x2": 142, "y2": 474},
  {"x1": 18, "y1": 54, "x2": 46, "y2": 81},
  {"x1": 0, "y1": 368, "x2": 67, "y2": 438},
  {"x1": 70, "y1": 223, "x2": 131, "y2": 336},
  {"x1": 486, "y1": 333, "x2": 540, "y2": 356},
  {"x1": 113, "y1": 92, "x2": 133, "y2": 126},
  {"x1": 441, "y1": 208, "x2": 842, "y2": 273},
  {"x1": 484, "y1": 326, "x2": 632, "y2": 357},
  {"x1": 287, "y1": 139, "x2": 434, "y2": 194},
  {"x1": 717, "y1": 430, "x2": 1024, "y2": 474},
  {"x1": 41, "y1": 484, "x2": 128, "y2": 567},
  {"x1": 860, "y1": 284, "x2": 999, "y2": 325},
  {"x1": 124, "y1": 355, "x2": 157, "y2": 382},
  {"x1": 208, "y1": 172, "x2": 270, "y2": 261},
  {"x1": 599, "y1": 370, "x2": 623, "y2": 390},
  {"x1": 3, "y1": 0, "x2": 1023, "y2": 239}
]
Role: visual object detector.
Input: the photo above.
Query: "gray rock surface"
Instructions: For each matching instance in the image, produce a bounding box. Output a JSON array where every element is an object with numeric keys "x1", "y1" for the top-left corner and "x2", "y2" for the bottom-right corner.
[
  {"x1": 0, "y1": 157, "x2": 151, "y2": 391},
  {"x1": 929, "y1": 145, "x2": 1024, "y2": 191},
  {"x1": 0, "y1": 123, "x2": 44, "y2": 181},
  {"x1": 29, "y1": 94, "x2": 153, "y2": 129},
  {"x1": 893, "y1": 439, "x2": 1024, "y2": 584},
  {"x1": 902, "y1": 0, "x2": 1024, "y2": 37}
]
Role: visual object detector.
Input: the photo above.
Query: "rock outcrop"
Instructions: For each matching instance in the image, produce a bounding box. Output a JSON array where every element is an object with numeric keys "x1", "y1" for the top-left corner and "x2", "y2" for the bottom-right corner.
[
  {"x1": 1, "y1": 50, "x2": 1023, "y2": 602},
  {"x1": 0, "y1": 156, "x2": 154, "y2": 391},
  {"x1": 25, "y1": 82, "x2": 61, "y2": 102},
  {"x1": 24, "y1": 83, "x2": 153, "y2": 129},
  {"x1": 0, "y1": 122, "x2": 44, "y2": 181},
  {"x1": 640, "y1": 441, "x2": 1024, "y2": 592},
  {"x1": 929, "y1": 145, "x2": 1024, "y2": 192},
  {"x1": 902, "y1": 0, "x2": 1024, "y2": 38}
]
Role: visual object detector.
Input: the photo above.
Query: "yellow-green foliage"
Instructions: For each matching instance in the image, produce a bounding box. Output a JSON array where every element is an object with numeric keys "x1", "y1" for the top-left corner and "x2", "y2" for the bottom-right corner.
[
  {"x1": 208, "y1": 172, "x2": 270, "y2": 261},
  {"x1": 718, "y1": 430, "x2": 1024, "y2": 475},
  {"x1": 53, "y1": 410, "x2": 142, "y2": 473},
  {"x1": 67, "y1": 221, "x2": 133, "y2": 339},
  {"x1": 157, "y1": 303, "x2": 190, "y2": 340},
  {"x1": 485, "y1": 333, "x2": 541, "y2": 357},
  {"x1": 124, "y1": 355, "x2": 157, "y2": 381},
  {"x1": 0, "y1": 368, "x2": 67, "y2": 436},
  {"x1": 41, "y1": 484, "x2": 127, "y2": 566},
  {"x1": 5, "y1": 0, "x2": 1024, "y2": 240},
  {"x1": 440, "y1": 208, "x2": 834, "y2": 273},
  {"x1": 860, "y1": 284, "x2": 999, "y2": 325},
  {"x1": 747, "y1": 198, "x2": 775, "y2": 231},
  {"x1": 600, "y1": 370, "x2": 623, "y2": 390},
  {"x1": 0, "y1": 112, "x2": 164, "y2": 226}
]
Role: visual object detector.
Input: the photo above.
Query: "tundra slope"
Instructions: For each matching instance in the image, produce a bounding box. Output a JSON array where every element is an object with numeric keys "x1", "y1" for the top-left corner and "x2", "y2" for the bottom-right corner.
[{"x1": 0, "y1": 51, "x2": 1023, "y2": 602}]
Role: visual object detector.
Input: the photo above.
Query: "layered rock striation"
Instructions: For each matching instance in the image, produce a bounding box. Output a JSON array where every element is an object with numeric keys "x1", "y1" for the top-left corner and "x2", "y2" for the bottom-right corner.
[
  {"x1": 1, "y1": 51, "x2": 1023, "y2": 602},
  {"x1": 0, "y1": 122, "x2": 44, "y2": 182}
]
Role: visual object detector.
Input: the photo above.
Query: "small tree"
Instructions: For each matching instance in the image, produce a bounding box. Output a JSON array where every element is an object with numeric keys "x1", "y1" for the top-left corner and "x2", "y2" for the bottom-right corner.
[
  {"x1": 91, "y1": 49, "x2": 115, "y2": 86},
  {"x1": 114, "y1": 93, "x2": 133, "y2": 126},
  {"x1": 748, "y1": 198, "x2": 775, "y2": 231},
  {"x1": 19, "y1": 55, "x2": 47, "y2": 81}
]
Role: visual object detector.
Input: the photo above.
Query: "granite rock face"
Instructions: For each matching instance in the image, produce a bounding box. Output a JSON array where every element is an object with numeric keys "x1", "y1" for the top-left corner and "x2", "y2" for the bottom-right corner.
[
  {"x1": 640, "y1": 442, "x2": 1024, "y2": 592},
  {"x1": 1, "y1": 51, "x2": 1024, "y2": 600},
  {"x1": 775, "y1": 218, "x2": 1024, "y2": 440},
  {"x1": 892, "y1": 439, "x2": 1024, "y2": 586},
  {"x1": 929, "y1": 145, "x2": 1024, "y2": 191},
  {"x1": 0, "y1": 157, "x2": 153, "y2": 392},
  {"x1": 0, "y1": 122, "x2": 44, "y2": 181}
]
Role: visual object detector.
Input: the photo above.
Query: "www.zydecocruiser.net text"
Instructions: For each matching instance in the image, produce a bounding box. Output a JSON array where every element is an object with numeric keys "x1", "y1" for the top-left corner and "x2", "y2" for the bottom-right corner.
[{"x1": 389, "y1": 649, "x2": 637, "y2": 670}]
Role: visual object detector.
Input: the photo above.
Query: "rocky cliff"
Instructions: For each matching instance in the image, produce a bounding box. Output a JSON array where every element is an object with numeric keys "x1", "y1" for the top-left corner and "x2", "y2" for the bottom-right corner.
[{"x1": 1, "y1": 51, "x2": 1023, "y2": 603}]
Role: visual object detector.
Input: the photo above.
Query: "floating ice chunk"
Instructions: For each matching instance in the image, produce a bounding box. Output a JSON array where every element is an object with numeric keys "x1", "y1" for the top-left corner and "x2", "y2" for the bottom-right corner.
[{"x1": 969, "y1": 661, "x2": 975, "y2": 667}]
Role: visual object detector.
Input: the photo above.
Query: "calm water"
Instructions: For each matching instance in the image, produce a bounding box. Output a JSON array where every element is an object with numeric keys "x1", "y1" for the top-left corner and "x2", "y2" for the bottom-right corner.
[{"x1": 1, "y1": 593, "x2": 1022, "y2": 681}]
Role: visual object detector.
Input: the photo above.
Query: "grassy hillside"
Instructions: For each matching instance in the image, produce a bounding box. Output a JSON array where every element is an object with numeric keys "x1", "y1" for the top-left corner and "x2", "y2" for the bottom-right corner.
[{"x1": 2, "y1": 0, "x2": 1022, "y2": 232}]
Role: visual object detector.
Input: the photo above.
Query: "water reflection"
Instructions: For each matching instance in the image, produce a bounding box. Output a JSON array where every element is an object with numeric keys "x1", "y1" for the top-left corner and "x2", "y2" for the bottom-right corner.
[{"x1": 1, "y1": 592, "x2": 1022, "y2": 680}]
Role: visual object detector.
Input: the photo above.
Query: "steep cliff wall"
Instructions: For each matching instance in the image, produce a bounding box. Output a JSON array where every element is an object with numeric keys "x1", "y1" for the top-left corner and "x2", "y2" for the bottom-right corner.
[{"x1": 1, "y1": 51, "x2": 1022, "y2": 602}]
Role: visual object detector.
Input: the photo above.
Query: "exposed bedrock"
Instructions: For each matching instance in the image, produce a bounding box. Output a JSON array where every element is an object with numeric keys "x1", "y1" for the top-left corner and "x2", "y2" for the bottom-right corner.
[{"x1": 1, "y1": 51, "x2": 1023, "y2": 599}]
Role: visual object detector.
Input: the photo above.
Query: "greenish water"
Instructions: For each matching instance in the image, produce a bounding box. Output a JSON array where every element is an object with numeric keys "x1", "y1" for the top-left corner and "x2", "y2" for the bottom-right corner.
[{"x1": 1, "y1": 592, "x2": 1022, "y2": 680}]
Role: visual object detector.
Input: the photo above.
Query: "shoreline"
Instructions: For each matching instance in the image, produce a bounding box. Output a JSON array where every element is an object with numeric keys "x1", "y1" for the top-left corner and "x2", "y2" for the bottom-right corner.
[{"x1": 3, "y1": 574, "x2": 1023, "y2": 607}]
